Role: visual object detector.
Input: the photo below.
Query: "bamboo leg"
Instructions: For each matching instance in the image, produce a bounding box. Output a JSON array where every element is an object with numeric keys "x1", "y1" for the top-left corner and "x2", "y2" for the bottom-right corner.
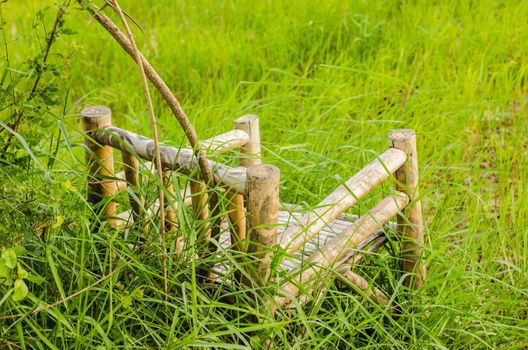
[
  {"x1": 163, "y1": 170, "x2": 183, "y2": 256},
  {"x1": 81, "y1": 106, "x2": 118, "y2": 227},
  {"x1": 244, "y1": 164, "x2": 280, "y2": 286},
  {"x1": 121, "y1": 150, "x2": 144, "y2": 226},
  {"x1": 227, "y1": 190, "x2": 246, "y2": 252},
  {"x1": 228, "y1": 115, "x2": 262, "y2": 252},
  {"x1": 163, "y1": 170, "x2": 178, "y2": 231},
  {"x1": 234, "y1": 114, "x2": 261, "y2": 168},
  {"x1": 389, "y1": 129, "x2": 426, "y2": 289},
  {"x1": 190, "y1": 180, "x2": 211, "y2": 256},
  {"x1": 229, "y1": 115, "x2": 261, "y2": 279}
]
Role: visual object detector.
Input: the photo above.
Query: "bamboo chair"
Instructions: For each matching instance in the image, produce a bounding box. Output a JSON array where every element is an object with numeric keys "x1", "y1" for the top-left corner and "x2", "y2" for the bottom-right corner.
[{"x1": 81, "y1": 105, "x2": 426, "y2": 311}]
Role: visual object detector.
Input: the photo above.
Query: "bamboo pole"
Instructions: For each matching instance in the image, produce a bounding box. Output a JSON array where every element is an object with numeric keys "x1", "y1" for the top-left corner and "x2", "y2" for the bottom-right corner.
[
  {"x1": 389, "y1": 129, "x2": 426, "y2": 289},
  {"x1": 244, "y1": 164, "x2": 280, "y2": 286},
  {"x1": 163, "y1": 170, "x2": 178, "y2": 232},
  {"x1": 336, "y1": 235, "x2": 390, "y2": 305},
  {"x1": 234, "y1": 114, "x2": 261, "y2": 168},
  {"x1": 81, "y1": 106, "x2": 118, "y2": 226},
  {"x1": 338, "y1": 270, "x2": 389, "y2": 305},
  {"x1": 190, "y1": 180, "x2": 211, "y2": 255},
  {"x1": 275, "y1": 192, "x2": 409, "y2": 308},
  {"x1": 121, "y1": 150, "x2": 144, "y2": 226},
  {"x1": 226, "y1": 115, "x2": 261, "y2": 254},
  {"x1": 91, "y1": 126, "x2": 248, "y2": 194},
  {"x1": 199, "y1": 129, "x2": 249, "y2": 154},
  {"x1": 226, "y1": 190, "x2": 247, "y2": 252},
  {"x1": 280, "y1": 148, "x2": 407, "y2": 255},
  {"x1": 162, "y1": 170, "x2": 185, "y2": 257}
]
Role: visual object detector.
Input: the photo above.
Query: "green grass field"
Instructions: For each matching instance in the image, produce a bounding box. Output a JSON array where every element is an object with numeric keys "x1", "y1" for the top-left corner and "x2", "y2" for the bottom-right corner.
[{"x1": 1, "y1": 0, "x2": 527, "y2": 348}]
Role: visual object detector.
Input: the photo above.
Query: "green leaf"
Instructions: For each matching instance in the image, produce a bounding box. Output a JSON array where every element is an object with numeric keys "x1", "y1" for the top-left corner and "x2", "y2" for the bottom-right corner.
[
  {"x1": 26, "y1": 274, "x2": 45, "y2": 285},
  {"x1": 131, "y1": 288, "x2": 144, "y2": 300},
  {"x1": 60, "y1": 28, "x2": 76, "y2": 35},
  {"x1": 13, "y1": 279, "x2": 28, "y2": 301},
  {"x1": 2, "y1": 248, "x2": 17, "y2": 269},
  {"x1": 122, "y1": 295, "x2": 132, "y2": 308},
  {"x1": 13, "y1": 246, "x2": 26, "y2": 257},
  {"x1": 0, "y1": 259, "x2": 9, "y2": 279},
  {"x1": 17, "y1": 263, "x2": 29, "y2": 279},
  {"x1": 52, "y1": 215, "x2": 64, "y2": 229}
]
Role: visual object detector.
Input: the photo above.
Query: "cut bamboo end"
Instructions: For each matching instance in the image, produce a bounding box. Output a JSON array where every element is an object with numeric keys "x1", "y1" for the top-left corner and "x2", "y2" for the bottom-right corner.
[
  {"x1": 244, "y1": 164, "x2": 280, "y2": 286},
  {"x1": 82, "y1": 106, "x2": 117, "y2": 226},
  {"x1": 81, "y1": 106, "x2": 112, "y2": 131},
  {"x1": 275, "y1": 192, "x2": 409, "y2": 308},
  {"x1": 389, "y1": 129, "x2": 426, "y2": 289},
  {"x1": 281, "y1": 147, "x2": 407, "y2": 255},
  {"x1": 234, "y1": 114, "x2": 261, "y2": 168}
]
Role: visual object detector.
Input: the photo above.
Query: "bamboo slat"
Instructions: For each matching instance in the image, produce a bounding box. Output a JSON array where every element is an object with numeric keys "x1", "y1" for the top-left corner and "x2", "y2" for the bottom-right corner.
[
  {"x1": 280, "y1": 148, "x2": 407, "y2": 255},
  {"x1": 199, "y1": 129, "x2": 249, "y2": 154},
  {"x1": 275, "y1": 192, "x2": 409, "y2": 308},
  {"x1": 92, "y1": 126, "x2": 248, "y2": 194}
]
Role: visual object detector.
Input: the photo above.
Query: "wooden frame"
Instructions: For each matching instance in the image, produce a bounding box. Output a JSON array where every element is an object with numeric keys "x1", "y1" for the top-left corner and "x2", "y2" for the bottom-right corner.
[{"x1": 81, "y1": 105, "x2": 426, "y2": 312}]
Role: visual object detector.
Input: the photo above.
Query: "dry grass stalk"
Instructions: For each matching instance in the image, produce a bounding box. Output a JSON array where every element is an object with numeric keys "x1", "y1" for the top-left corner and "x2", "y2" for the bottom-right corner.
[
  {"x1": 112, "y1": 0, "x2": 167, "y2": 296},
  {"x1": 77, "y1": 0, "x2": 215, "y2": 188}
]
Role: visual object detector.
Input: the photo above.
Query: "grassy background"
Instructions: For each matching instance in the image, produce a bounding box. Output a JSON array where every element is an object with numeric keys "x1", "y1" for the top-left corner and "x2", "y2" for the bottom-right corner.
[{"x1": 1, "y1": 0, "x2": 527, "y2": 348}]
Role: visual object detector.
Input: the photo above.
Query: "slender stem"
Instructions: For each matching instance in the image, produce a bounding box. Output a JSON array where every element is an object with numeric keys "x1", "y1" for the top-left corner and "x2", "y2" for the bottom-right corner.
[
  {"x1": 76, "y1": 0, "x2": 218, "y2": 206},
  {"x1": 112, "y1": 0, "x2": 168, "y2": 297},
  {"x1": 78, "y1": 0, "x2": 225, "y2": 264},
  {"x1": 30, "y1": 0, "x2": 71, "y2": 99},
  {"x1": 2, "y1": 0, "x2": 70, "y2": 146}
]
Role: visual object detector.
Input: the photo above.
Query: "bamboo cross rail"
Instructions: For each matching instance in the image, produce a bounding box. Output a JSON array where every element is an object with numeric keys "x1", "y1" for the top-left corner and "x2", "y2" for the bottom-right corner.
[{"x1": 81, "y1": 105, "x2": 426, "y2": 313}]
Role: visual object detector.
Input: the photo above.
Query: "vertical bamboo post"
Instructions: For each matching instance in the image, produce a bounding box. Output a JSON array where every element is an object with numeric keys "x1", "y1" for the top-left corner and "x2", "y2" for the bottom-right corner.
[
  {"x1": 163, "y1": 170, "x2": 178, "y2": 232},
  {"x1": 82, "y1": 106, "x2": 117, "y2": 226},
  {"x1": 121, "y1": 150, "x2": 144, "y2": 225},
  {"x1": 228, "y1": 114, "x2": 262, "y2": 252},
  {"x1": 163, "y1": 170, "x2": 183, "y2": 256},
  {"x1": 389, "y1": 129, "x2": 426, "y2": 289},
  {"x1": 190, "y1": 180, "x2": 211, "y2": 255},
  {"x1": 244, "y1": 164, "x2": 280, "y2": 286},
  {"x1": 226, "y1": 191, "x2": 247, "y2": 252},
  {"x1": 234, "y1": 114, "x2": 261, "y2": 168}
]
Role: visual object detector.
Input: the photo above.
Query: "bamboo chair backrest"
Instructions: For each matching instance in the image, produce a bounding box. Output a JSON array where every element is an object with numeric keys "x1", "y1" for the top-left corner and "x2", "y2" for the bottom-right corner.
[{"x1": 81, "y1": 106, "x2": 280, "y2": 264}]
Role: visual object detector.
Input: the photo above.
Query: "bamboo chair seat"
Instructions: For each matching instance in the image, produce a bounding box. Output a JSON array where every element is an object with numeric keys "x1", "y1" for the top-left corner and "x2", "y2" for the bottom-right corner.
[{"x1": 214, "y1": 208, "x2": 390, "y2": 274}]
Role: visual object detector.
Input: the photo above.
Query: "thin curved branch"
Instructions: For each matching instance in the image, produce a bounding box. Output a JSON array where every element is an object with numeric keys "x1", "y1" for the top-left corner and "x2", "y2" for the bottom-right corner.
[{"x1": 77, "y1": 0, "x2": 215, "y2": 188}]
